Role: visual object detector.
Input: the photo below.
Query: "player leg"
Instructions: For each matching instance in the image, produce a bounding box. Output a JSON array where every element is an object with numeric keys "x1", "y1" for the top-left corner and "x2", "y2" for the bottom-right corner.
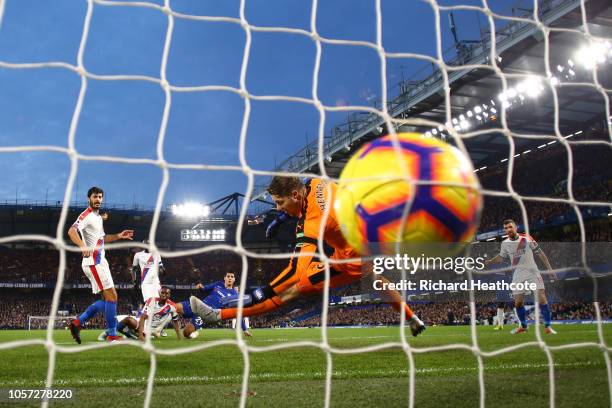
[
  {"x1": 309, "y1": 262, "x2": 424, "y2": 336},
  {"x1": 94, "y1": 259, "x2": 120, "y2": 340},
  {"x1": 141, "y1": 283, "x2": 160, "y2": 304},
  {"x1": 118, "y1": 316, "x2": 139, "y2": 339},
  {"x1": 69, "y1": 260, "x2": 116, "y2": 344},
  {"x1": 372, "y1": 275, "x2": 425, "y2": 336},
  {"x1": 192, "y1": 261, "x2": 302, "y2": 322},
  {"x1": 495, "y1": 307, "x2": 505, "y2": 330},
  {"x1": 512, "y1": 293, "x2": 528, "y2": 334},
  {"x1": 537, "y1": 285, "x2": 556, "y2": 334}
]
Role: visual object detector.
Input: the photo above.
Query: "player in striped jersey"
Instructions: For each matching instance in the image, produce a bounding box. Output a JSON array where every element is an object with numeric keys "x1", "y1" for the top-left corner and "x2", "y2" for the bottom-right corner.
[
  {"x1": 99, "y1": 287, "x2": 181, "y2": 340},
  {"x1": 485, "y1": 219, "x2": 557, "y2": 334},
  {"x1": 67, "y1": 186, "x2": 134, "y2": 343},
  {"x1": 131, "y1": 242, "x2": 165, "y2": 303},
  {"x1": 138, "y1": 286, "x2": 182, "y2": 340}
]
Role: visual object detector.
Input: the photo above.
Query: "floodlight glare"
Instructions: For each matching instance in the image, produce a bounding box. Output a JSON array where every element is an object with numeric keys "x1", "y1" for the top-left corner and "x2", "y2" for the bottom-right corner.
[
  {"x1": 172, "y1": 202, "x2": 211, "y2": 218},
  {"x1": 575, "y1": 42, "x2": 609, "y2": 69}
]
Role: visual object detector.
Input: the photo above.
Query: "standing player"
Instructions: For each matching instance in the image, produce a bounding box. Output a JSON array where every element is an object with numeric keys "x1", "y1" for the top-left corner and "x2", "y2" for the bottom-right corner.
[
  {"x1": 485, "y1": 219, "x2": 557, "y2": 334},
  {"x1": 176, "y1": 271, "x2": 252, "y2": 337},
  {"x1": 189, "y1": 176, "x2": 425, "y2": 336},
  {"x1": 131, "y1": 241, "x2": 165, "y2": 303},
  {"x1": 493, "y1": 302, "x2": 506, "y2": 331},
  {"x1": 67, "y1": 186, "x2": 134, "y2": 343}
]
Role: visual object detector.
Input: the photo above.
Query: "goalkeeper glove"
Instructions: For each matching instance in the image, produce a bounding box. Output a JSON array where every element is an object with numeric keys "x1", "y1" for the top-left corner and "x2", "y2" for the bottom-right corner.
[{"x1": 266, "y1": 211, "x2": 289, "y2": 239}]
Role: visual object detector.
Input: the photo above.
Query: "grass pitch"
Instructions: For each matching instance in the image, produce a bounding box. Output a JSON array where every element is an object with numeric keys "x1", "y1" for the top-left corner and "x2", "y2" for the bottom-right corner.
[{"x1": 0, "y1": 324, "x2": 610, "y2": 407}]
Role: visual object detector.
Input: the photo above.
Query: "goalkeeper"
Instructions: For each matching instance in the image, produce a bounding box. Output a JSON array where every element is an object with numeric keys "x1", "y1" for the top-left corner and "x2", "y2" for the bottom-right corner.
[{"x1": 191, "y1": 176, "x2": 425, "y2": 336}]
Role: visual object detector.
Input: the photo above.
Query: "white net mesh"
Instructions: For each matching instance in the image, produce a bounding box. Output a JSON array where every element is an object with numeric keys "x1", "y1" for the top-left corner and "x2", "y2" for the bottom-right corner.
[{"x1": 0, "y1": 0, "x2": 610, "y2": 407}]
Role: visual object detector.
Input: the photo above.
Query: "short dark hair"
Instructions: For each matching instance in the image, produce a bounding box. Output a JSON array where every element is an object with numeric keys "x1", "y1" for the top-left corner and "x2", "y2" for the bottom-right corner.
[
  {"x1": 503, "y1": 219, "x2": 516, "y2": 226},
  {"x1": 225, "y1": 271, "x2": 235, "y2": 277},
  {"x1": 87, "y1": 186, "x2": 104, "y2": 198},
  {"x1": 267, "y1": 176, "x2": 303, "y2": 197},
  {"x1": 160, "y1": 286, "x2": 170, "y2": 293}
]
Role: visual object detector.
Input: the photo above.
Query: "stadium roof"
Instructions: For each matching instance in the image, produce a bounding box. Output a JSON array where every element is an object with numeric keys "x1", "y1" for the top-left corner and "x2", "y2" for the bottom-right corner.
[{"x1": 254, "y1": 0, "x2": 611, "y2": 198}]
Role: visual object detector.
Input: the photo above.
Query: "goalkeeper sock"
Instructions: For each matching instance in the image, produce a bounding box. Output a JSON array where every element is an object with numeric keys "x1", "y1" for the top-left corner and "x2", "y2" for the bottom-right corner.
[
  {"x1": 540, "y1": 303, "x2": 552, "y2": 327},
  {"x1": 78, "y1": 300, "x2": 105, "y2": 325},
  {"x1": 389, "y1": 302, "x2": 414, "y2": 320},
  {"x1": 104, "y1": 300, "x2": 118, "y2": 336},
  {"x1": 220, "y1": 296, "x2": 283, "y2": 320},
  {"x1": 516, "y1": 306, "x2": 528, "y2": 328}
]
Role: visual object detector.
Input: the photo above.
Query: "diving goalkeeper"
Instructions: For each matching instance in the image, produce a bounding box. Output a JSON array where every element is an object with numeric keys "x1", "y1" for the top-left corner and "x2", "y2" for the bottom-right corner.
[{"x1": 190, "y1": 176, "x2": 425, "y2": 336}]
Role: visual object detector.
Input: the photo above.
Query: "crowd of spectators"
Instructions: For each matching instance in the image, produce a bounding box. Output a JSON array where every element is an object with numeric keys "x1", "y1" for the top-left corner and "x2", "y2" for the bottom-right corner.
[
  {"x1": 477, "y1": 142, "x2": 611, "y2": 231},
  {"x1": 0, "y1": 248, "x2": 288, "y2": 286},
  {"x1": 250, "y1": 300, "x2": 612, "y2": 329}
]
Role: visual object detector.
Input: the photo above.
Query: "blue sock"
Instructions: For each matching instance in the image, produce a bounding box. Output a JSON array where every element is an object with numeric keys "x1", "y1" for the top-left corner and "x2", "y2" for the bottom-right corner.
[
  {"x1": 540, "y1": 304, "x2": 552, "y2": 327},
  {"x1": 105, "y1": 301, "x2": 118, "y2": 336},
  {"x1": 516, "y1": 306, "x2": 527, "y2": 328},
  {"x1": 78, "y1": 300, "x2": 105, "y2": 325},
  {"x1": 116, "y1": 320, "x2": 126, "y2": 332}
]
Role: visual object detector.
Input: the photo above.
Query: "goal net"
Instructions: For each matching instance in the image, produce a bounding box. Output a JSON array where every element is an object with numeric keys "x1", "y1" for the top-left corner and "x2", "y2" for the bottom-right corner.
[{"x1": 0, "y1": 0, "x2": 610, "y2": 407}]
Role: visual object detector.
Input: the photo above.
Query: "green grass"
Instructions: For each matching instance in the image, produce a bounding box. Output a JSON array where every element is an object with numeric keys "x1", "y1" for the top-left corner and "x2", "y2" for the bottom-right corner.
[{"x1": 0, "y1": 325, "x2": 610, "y2": 407}]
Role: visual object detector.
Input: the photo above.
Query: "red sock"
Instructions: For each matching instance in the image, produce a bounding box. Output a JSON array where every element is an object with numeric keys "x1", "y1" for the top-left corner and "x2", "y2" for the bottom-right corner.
[{"x1": 220, "y1": 296, "x2": 283, "y2": 320}]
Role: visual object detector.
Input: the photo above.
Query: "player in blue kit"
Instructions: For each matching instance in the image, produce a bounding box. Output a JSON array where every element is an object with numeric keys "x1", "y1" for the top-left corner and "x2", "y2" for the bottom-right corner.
[{"x1": 175, "y1": 271, "x2": 252, "y2": 337}]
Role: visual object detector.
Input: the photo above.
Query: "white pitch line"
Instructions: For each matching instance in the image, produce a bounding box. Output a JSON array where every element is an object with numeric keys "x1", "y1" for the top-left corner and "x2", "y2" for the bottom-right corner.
[{"x1": 0, "y1": 361, "x2": 601, "y2": 387}]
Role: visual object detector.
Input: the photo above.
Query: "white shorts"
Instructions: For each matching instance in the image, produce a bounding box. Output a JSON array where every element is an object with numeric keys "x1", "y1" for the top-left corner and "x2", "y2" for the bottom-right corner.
[
  {"x1": 141, "y1": 282, "x2": 161, "y2": 302},
  {"x1": 512, "y1": 269, "x2": 545, "y2": 295},
  {"x1": 116, "y1": 315, "x2": 130, "y2": 324},
  {"x1": 82, "y1": 259, "x2": 114, "y2": 294}
]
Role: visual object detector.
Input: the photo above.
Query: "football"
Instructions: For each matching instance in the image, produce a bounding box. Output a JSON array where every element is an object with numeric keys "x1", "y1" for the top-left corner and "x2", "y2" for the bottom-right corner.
[{"x1": 334, "y1": 132, "x2": 482, "y2": 254}]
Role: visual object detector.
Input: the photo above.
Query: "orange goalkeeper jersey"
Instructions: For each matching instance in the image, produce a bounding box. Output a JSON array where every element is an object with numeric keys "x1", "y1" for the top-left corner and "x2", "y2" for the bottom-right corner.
[{"x1": 269, "y1": 178, "x2": 362, "y2": 295}]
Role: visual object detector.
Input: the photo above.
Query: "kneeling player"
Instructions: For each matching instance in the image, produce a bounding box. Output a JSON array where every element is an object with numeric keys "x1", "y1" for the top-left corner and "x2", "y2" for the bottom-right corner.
[
  {"x1": 139, "y1": 287, "x2": 182, "y2": 340},
  {"x1": 176, "y1": 271, "x2": 252, "y2": 338},
  {"x1": 485, "y1": 219, "x2": 557, "y2": 334},
  {"x1": 190, "y1": 176, "x2": 425, "y2": 336}
]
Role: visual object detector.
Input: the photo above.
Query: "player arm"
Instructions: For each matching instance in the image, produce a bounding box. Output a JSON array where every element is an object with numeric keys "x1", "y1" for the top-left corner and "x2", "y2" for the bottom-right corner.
[
  {"x1": 173, "y1": 320, "x2": 182, "y2": 340},
  {"x1": 68, "y1": 226, "x2": 92, "y2": 258},
  {"x1": 137, "y1": 314, "x2": 146, "y2": 341},
  {"x1": 484, "y1": 254, "x2": 504, "y2": 266},
  {"x1": 536, "y1": 249, "x2": 556, "y2": 279},
  {"x1": 105, "y1": 230, "x2": 134, "y2": 243},
  {"x1": 130, "y1": 257, "x2": 140, "y2": 286},
  {"x1": 195, "y1": 282, "x2": 217, "y2": 297}
]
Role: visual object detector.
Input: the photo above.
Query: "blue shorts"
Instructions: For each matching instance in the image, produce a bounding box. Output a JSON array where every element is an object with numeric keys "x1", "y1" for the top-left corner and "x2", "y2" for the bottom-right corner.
[{"x1": 180, "y1": 300, "x2": 203, "y2": 330}]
